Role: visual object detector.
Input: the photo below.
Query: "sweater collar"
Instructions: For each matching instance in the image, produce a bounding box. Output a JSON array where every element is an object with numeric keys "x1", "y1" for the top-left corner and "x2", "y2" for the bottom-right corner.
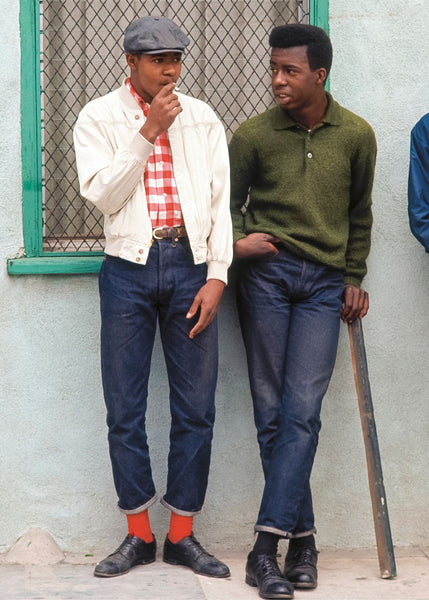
[{"x1": 271, "y1": 92, "x2": 342, "y2": 130}]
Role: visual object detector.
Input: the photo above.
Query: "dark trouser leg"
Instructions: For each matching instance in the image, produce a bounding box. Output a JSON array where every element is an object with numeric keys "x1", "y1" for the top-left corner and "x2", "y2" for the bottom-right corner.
[
  {"x1": 158, "y1": 239, "x2": 218, "y2": 514},
  {"x1": 99, "y1": 254, "x2": 158, "y2": 512},
  {"x1": 237, "y1": 249, "x2": 344, "y2": 537}
]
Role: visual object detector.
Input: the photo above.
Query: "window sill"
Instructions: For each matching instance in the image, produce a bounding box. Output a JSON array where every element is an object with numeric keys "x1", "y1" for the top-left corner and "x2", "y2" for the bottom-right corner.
[{"x1": 7, "y1": 255, "x2": 103, "y2": 275}]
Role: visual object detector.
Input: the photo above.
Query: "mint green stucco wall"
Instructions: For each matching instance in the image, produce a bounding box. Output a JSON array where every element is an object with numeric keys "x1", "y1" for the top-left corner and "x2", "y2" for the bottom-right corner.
[{"x1": 1, "y1": 0, "x2": 428, "y2": 554}]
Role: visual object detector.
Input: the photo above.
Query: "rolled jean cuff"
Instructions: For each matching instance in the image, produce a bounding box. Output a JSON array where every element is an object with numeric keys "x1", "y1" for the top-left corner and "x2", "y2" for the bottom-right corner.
[
  {"x1": 254, "y1": 524, "x2": 316, "y2": 539},
  {"x1": 118, "y1": 493, "x2": 158, "y2": 515},
  {"x1": 161, "y1": 497, "x2": 203, "y2": 517},
  {"x1": 291, "y1": 528, "x2": 317, "y2": 539}
]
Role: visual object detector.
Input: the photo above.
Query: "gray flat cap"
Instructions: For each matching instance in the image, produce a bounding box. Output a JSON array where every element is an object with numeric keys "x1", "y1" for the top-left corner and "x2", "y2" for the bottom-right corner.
[{"x1": 124, "y1": 16, "x2": 190, "y2": 54}]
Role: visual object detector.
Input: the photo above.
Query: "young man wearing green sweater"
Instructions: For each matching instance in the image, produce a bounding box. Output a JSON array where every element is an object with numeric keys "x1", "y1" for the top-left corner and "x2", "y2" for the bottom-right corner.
[{"x1": 229, "y1": 24, "x2": 376, "y2": 599}]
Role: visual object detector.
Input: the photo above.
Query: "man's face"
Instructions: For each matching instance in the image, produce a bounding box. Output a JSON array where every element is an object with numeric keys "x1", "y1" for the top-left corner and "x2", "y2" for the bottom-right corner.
[
  {"x1": 270, "y1": 46, "x2": 325, "y2": 112},
  {"x1": 127, "y1": 52, "x2": 182, "y2": 103}
]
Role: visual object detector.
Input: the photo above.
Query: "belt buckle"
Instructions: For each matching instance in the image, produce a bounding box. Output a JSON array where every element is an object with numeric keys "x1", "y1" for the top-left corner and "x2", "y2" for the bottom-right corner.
[{"x1": 153, "y1": 226, "x2": 168, "y2": 240}]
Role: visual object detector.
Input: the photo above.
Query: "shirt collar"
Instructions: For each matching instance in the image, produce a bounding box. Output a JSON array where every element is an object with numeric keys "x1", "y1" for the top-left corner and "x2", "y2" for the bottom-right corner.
[
  {"x1": 271, "y1": 92, "x2": 342, "y2": 130},
  {"x1": 125, "y1": 77, "x2": 150, "y2": 116}
]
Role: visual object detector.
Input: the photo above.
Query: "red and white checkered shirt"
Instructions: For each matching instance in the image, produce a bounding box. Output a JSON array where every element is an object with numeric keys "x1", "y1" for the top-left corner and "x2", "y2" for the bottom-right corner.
[{"x1": 126, "y1": 78, "x2": 183, "y2": 228}]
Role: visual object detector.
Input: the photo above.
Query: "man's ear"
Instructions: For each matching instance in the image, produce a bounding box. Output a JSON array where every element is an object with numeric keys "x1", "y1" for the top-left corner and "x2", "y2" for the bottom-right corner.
[
  {"x1": 126, "y1": 53, "x2": 138, "y2": 70},
  {"x1": 316, "y1": 67, "x2": 328, "y2": 86}
]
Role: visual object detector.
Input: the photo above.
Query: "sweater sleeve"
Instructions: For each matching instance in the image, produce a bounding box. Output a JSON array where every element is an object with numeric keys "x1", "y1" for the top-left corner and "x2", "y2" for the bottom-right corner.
[
  {"x1": 408, "y1": 115, "x2": 429, "y2": 251},
  {"x1": 345, "y1": 125, "x2": 377, "y2": 287},
  {"x1": 228, "y1": 126, "x2": 256, "y2": 244}
]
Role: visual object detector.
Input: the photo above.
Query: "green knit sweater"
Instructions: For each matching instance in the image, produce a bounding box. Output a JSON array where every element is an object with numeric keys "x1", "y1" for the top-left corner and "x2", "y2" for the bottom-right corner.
[{"x1": 229, "y1": 93, "x2": 377, "y2": 287}]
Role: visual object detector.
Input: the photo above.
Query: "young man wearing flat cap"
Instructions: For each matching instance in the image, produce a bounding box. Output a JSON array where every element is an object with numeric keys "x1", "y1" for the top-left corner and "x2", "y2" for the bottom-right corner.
[
  {"x1": 74, "y1": 15, "x2": 232, "y2": 579},
  {"x1": 229, "y1": 24, "x2": 376, "y2": 598}
]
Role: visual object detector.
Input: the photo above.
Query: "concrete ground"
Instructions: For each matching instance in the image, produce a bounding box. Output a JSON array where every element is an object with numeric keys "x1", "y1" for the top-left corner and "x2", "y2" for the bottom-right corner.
[{"x1": 1, "y1": 546, "x2": 428, "y2": 600}]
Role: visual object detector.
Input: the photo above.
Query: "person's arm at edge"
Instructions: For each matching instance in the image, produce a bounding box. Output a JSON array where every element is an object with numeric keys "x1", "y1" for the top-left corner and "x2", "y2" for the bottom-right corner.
[{"x1": 408, "y1": 115, "x2": 429, "y2": 251}]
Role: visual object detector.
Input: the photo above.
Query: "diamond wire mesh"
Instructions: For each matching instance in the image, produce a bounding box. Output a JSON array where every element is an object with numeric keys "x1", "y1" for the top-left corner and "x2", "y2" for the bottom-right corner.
[{"x1": 40, "y1": 0, "x2": 309, "y2": 252}]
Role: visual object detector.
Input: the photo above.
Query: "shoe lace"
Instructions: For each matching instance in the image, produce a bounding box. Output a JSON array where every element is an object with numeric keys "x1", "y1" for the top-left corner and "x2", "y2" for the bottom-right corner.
[
  {"x1": 189, "y1": 535, "x2": 214, "y2": 559},
  {"x1": 259, "y1": 554, "x2": 283, "y2": 577},
  {"x1": 291, "y1": 547, "x2": 317, "y2": 566}
]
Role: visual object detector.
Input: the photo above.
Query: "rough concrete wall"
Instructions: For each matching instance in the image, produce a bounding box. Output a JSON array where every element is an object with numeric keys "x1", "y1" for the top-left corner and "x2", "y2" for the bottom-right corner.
[
  {"x1": 1, "y1": 0, "x2": 428, "y2": 556},
  {"x1": 327, "y1": 0, "x2": 429, "y2": 548}
]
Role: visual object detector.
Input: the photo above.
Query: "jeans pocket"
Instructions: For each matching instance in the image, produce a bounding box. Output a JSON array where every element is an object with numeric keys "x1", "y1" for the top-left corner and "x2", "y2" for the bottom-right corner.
[{"x1": 177, "y1": 237, "x2": 195, "y2": 262}]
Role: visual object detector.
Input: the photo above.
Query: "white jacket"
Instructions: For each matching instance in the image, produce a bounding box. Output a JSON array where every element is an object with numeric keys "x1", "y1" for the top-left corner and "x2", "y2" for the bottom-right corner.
[{"x1": 73, "y1": 81, "x2": 232, "y2": 283}]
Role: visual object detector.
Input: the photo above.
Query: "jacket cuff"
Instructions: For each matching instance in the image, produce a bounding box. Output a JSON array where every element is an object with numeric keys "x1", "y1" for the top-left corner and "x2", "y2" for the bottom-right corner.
[
  {"x1": 129, "y1": 131, "x2": 155, "y2": 161},
  {"x1": 207, "y1": 260, "x2": 229, "y2": 285}
]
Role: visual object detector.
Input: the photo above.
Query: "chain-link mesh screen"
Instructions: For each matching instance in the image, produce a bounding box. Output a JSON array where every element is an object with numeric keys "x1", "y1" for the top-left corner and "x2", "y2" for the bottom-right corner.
[{"x1": 40, "y1": 0, "x2": 309, "y2": 253}]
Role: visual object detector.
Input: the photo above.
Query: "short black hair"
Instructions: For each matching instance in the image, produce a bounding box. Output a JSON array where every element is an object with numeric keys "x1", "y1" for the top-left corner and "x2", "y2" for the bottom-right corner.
[{"x1": 269, "y1": 24, "x2": 333, "y2": 75}]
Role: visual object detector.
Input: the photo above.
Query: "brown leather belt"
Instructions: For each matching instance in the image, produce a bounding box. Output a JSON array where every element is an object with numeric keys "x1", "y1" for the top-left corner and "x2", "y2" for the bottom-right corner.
[{"x1": 152, "y1": 225, "x2": 187, "y2": 240}]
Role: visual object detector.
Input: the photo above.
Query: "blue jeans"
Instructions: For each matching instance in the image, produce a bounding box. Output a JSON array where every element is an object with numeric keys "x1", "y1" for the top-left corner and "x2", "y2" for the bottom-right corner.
[
  {"x1": 99, "y1": 238, "x2": 218, "y2": 515},
  {"x1": 237, "y1": 248, "x2": 344, "y2": 537}
]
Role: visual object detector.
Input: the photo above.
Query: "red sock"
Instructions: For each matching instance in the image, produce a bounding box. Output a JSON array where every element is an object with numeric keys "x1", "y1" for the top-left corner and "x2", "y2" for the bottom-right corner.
[
  {"x1": 126, "y1": 510, "x2": 154, "y2": 543},
  {"x1": 167, "y1": 513, "x2": 193, "y2": 544}
]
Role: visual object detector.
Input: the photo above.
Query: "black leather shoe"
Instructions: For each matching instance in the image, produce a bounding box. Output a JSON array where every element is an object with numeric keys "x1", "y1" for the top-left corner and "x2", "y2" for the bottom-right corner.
[
  {"x1": 163, "y1": 534, "x2": 230, "y2": 578},
  {"x1": 94, "y1": 534, "x2": 156, "y2": 577},
  {"x1": 245, "y1": 551, "x2": 294, "y2": 599},
  {"x1": 284, "y1": 546, "x2": 318, "y2": 589}
]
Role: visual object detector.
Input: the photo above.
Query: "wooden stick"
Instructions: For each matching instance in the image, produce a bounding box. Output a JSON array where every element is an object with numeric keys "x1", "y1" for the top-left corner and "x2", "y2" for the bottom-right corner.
[{"x1": 348, "y1": 319, "x2": 397, "y2": 579}]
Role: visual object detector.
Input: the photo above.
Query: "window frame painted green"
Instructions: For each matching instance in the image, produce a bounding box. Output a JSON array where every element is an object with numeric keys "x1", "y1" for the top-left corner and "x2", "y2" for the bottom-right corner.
[{"x1": 8, "y1": 0, "x2": 329, "y2": 275}]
